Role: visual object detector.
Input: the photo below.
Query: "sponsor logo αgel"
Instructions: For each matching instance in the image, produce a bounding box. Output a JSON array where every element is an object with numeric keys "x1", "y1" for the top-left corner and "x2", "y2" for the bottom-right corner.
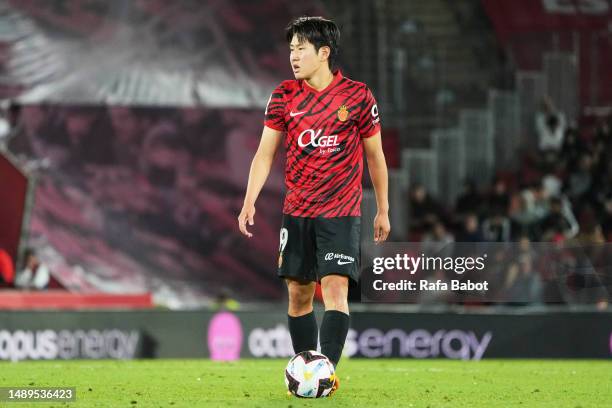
[{"x1": 298, "y1": 129, "x2": 340, "y2": 148}]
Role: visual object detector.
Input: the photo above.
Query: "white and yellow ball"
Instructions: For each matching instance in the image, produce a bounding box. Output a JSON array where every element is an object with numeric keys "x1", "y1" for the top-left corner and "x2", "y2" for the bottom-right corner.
[{"x1": 284, "y1": 350, "x2": 335, "y2": 398}]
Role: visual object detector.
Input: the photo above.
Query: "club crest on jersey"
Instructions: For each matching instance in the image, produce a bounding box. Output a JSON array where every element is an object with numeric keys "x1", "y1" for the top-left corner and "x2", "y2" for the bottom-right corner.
[{"x1": 337, "y1": 105, "x2": 349, "y2": 122}]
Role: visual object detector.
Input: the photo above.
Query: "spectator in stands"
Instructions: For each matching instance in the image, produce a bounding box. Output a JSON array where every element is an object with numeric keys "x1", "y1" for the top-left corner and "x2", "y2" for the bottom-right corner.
[
  {"x1": 511, "y1": 183, "x2": 549, "y2": 238},
  {"x1": 422, "y1": 221, "x2": 454, "y2": 257},
  {"x1": 541, "y1": 161, "x2": 565, "y2": 198},
  {"x1": 592, "y1": 115, "x2": 611, "y2": 164},
  {"x1": 482, "y1": 211, "x2": 511, "y2": 242},
  {"x1": 503, "y1": 252, "x2": 543, "y2": 304},
  {"x1": 455, "y1": 180, "x2": 482, "y2": 217},
  {"x1": 487, "y1": 178, "x2": 510, "y2": 217},
  {"x1": 566, "y1": 153, "x2": 593, "y2": 202},
  {"x1": 540, "y1": 197, "x2": 579, "y2": 241},
  {"x1": 456, "y1": 213, "x2": 484, "y2": 242},
  {"x1": 482, "y1": 178, "x2": 511, "y2": 242},
  {"x1": 0, "y1": 248, "x2": 15, "y2": 287},
  {"x1": 14, "y1": 248, "x2": 50, "y2": 290},
  {"x1": 408, "y1": 183, "x2": 443, "y2": 236},
  {"x1": 560, "y1": 127, "x2": 586, "y2": 171},
  {"x1": 535, "y1": 96, "x2": 566, "y2": 153}
]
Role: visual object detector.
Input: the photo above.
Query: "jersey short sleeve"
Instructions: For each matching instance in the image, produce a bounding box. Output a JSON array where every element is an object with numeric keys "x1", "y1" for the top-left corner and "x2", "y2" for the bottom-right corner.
[
  {"x1": 264, "y1": 83, "x2": 287, "y2": 132},
  {"x1": 358, "y1": 87, "x2": 381, "y2": 138}
]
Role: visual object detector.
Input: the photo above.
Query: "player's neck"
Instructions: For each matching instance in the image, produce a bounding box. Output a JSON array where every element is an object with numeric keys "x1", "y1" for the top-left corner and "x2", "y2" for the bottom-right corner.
[{"x1": 305, "y1": 66, "x2": 334, "y2": 91}]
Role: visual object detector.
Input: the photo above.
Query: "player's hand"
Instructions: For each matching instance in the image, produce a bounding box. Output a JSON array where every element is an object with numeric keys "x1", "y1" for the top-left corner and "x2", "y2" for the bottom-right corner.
[
  {"x1": 373, "y1": 211, "x2": 390, "y2": 243},
  {"x1": 238, "y1": 204, "x2": 256, "y2": 238}
]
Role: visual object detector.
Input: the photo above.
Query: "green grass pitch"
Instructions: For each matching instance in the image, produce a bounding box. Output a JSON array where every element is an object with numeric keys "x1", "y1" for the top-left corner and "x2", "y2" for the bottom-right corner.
[{"x1": 1, "y1": 359, "x2": 610, "y2": 407}]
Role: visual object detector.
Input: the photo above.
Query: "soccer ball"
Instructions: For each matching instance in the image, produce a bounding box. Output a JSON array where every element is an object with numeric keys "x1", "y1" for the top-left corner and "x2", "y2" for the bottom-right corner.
[{"x1": 284, "y1": 350, "x2": 335, "y2": 398}]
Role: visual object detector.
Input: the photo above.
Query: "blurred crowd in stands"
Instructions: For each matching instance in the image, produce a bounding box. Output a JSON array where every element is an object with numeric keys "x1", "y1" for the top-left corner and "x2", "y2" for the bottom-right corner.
[
  {"x1": 406, "y1": 98, "x2": 611, "y2": 307},
  {"x1": 408, "y1": 99, "x2": 612, "y2": 244},
  {"x1": 2, "y1": 104, "x2": 284, "y2": 302}
]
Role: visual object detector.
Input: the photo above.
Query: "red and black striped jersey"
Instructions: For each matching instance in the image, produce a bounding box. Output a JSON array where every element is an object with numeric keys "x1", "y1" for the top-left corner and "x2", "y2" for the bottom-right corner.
[{"x1": 264, "y1": 70, "x2": 381, "y2": 218}]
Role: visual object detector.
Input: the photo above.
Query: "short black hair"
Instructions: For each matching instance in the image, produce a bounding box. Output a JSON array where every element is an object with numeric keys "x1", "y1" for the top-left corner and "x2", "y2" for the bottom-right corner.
[{"x1": 285, "y1": 16, "x2": 340, "y2": 69}]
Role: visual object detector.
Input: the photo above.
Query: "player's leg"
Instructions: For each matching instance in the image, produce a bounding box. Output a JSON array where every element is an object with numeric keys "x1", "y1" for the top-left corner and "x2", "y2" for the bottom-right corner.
[
  {"x1": 320, "y1": 275, "x2": 349, "y2": 313},
  {"x1": 286, "y1": 278, "x2": 318, "y2": 353},
  {"x1": 319, "y1": 274, "x2": 350, "y2": 367},
  {"x1": 278, "y1": 215, "x2": 319, "y2": 354},
  {"x1": 314, "y1": 216, "x2": 360, "y2": 367}
]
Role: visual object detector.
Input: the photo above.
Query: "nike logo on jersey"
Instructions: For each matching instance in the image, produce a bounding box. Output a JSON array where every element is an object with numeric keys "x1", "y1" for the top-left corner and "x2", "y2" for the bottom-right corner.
[
  {"x1": 337, "y1": 260, "x2": 353, "y2": 265},
  {"x1": 290, "y1": 111, "x2": 307, "y2": 117}
]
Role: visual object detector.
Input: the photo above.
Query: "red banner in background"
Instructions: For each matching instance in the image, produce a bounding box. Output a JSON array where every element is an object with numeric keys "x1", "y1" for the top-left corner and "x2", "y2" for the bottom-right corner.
[
  {"x1": 482, "y1": 0, "x2": 612, "y2": 40},
  {"x1": 0, "y1": 153, "x2": 28, "y2": 261},
  {"x1": 482, "y1": 0, "x2": 612, "y2": 106}
]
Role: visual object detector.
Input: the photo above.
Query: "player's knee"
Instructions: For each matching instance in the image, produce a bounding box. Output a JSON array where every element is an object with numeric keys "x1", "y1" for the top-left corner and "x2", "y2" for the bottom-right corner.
[
  {"x1": 321, "y1": 276, "x2": 348, "y2": 310},
  {"x1": 322, "y1": 291, "x2": 347, "y2": 310},
  {"x1": 287, "y1": 282, "x2": 314, "y2": 312},
  {"x1": 288, "y1": 292, "x2": 312, "y2": 309}
]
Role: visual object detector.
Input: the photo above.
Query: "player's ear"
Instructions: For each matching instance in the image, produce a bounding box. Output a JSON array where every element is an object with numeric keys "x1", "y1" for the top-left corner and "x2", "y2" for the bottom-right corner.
[{"x1": 318, "y1": 46, "x2": 330, "y2": 62}]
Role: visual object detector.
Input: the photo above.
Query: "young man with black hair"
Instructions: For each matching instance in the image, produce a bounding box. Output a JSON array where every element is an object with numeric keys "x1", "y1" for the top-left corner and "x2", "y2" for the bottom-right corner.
[{"x1": 238, "y1": 16, "x2": 390, "y2": 393}]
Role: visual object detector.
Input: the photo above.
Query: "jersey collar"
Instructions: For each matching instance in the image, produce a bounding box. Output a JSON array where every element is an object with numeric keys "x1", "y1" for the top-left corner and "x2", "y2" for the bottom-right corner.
[{"x1": 302, "y1": 70, "x2": 343, "y2": 94}]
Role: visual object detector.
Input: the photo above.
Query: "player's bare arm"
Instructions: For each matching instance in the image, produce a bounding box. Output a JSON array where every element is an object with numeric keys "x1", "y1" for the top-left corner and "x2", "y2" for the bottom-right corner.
[
  {"x1": 363, "y1": 132, "x2": 390, "y2": 243},
  {"x1": 238, "y1": 126, "x2": 282, "y2": 238}
]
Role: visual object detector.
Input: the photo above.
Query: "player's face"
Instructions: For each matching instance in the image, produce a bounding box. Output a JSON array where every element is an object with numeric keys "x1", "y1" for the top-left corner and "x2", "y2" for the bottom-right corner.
[{"x1": 289, "y1": 35, "x2": 322, "y2": 80}]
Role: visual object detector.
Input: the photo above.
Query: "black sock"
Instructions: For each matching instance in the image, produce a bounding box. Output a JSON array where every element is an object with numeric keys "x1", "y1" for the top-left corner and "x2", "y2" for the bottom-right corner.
[
  {"x1": 288, "y1": 311, "x2": 318, "y2": 354},
  {"x1": 319, "y1": 310, "x2": 349, "y2": 367}
]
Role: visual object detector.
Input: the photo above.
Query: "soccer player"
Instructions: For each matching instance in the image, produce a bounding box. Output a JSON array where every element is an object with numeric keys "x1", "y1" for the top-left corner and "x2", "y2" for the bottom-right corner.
[{"x1": 238, "y1": 16, "x2": 390, "y2": 390}]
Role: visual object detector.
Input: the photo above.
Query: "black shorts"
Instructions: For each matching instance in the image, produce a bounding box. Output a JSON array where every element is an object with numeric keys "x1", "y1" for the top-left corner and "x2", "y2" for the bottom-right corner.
[{"x1": 277, "y1": 215, "x2": 361, "y2": 283}]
